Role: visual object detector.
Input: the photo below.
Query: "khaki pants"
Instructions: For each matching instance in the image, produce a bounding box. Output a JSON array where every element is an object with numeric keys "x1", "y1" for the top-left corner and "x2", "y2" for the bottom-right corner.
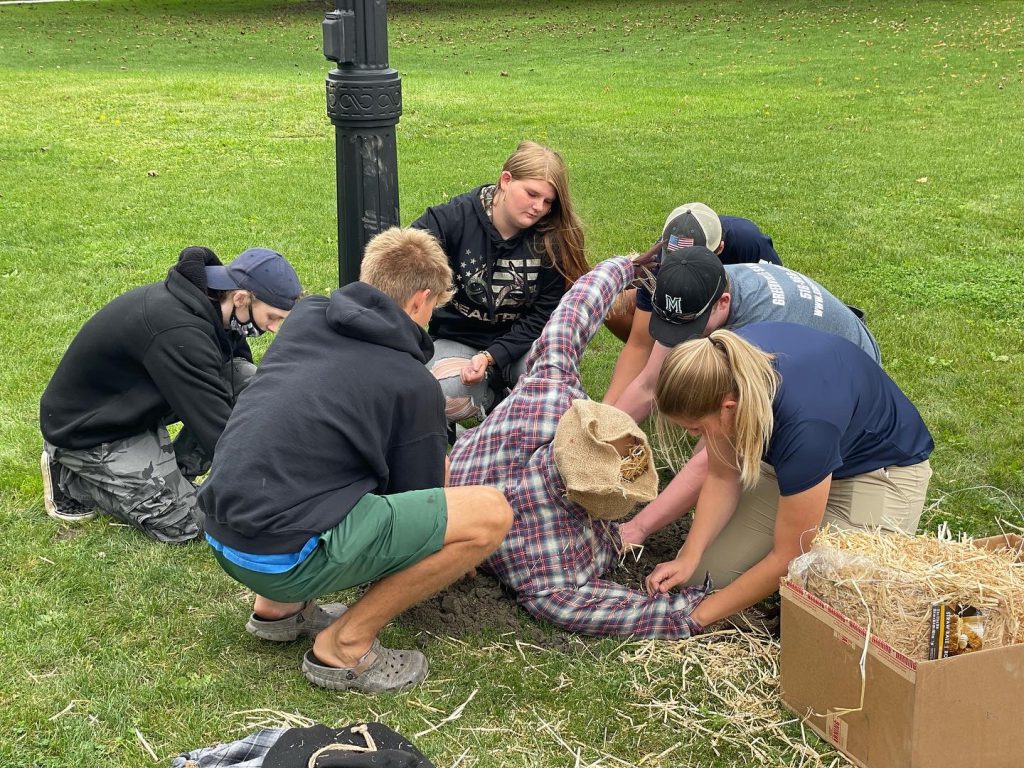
[{"x1": 684, "y1": 461, "x2": 932, "y2": 589}]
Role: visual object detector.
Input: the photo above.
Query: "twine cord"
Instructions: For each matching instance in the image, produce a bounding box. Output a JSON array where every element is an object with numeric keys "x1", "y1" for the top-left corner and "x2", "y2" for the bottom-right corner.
[{"x1": 307, "y1": 725, "x2": 377, "y2": 768}]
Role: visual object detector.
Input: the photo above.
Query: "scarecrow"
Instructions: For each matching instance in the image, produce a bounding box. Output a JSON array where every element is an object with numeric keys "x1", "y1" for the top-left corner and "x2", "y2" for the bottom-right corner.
[{"x1": 448, "y1": 256, "x2": 709, "y2": 638}]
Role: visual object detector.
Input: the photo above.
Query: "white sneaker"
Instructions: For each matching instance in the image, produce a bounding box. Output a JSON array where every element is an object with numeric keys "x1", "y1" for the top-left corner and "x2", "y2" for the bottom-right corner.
[{"x1": 41, "y1": 451, "x2": 97, "y2": 523}]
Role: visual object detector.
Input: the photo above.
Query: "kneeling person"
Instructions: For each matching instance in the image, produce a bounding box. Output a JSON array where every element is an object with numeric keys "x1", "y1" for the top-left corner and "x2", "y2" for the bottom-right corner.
[
  {"x1": 616, "y1": 246, "x2": 882, "y2": 547},
  {"x1": 645, "y1": 323, "x2": 933, "y2": 629},
  {"x1": 199, "y1": 228, "x2": 512, "y2": 693},
  {"x1": 604, "y1": 202, "x2": 782, "y2": 404},
  {"x1": 39, "y1": 246, "x2": 301, "y2": 543}
]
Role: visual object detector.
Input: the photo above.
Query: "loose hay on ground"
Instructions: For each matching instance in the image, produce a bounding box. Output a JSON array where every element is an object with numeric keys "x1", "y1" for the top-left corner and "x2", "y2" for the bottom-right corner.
[
  {"x1": 222, "y1": 633, "x2": 850, "y2": 766},
  {"x1": 420, "y1": 633, "x2": 852, "y2": 767}
]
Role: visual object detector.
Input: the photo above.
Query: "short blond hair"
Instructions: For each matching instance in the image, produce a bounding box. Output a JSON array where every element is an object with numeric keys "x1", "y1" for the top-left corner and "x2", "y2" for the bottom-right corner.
[{"x1": 360, "y1": 227, "x2": 453, "y2": 308}]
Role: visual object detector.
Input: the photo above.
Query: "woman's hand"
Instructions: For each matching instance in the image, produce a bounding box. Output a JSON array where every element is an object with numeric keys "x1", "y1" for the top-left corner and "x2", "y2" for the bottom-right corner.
[
  {"x1": 618, "y1": 518, "x2": 649, "y2": 548},
  {"x1": 460, "y1": 354, "x2": 490, "y2": 385},
  {"x1": 645, "y1": 553, "x2": 697, "y2": 595}
]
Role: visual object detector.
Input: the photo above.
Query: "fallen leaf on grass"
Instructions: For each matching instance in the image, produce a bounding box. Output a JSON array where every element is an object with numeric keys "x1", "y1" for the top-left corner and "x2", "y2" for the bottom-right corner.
[{"x1": 916, "y1": 176, "x2": 929, "y2": 183}]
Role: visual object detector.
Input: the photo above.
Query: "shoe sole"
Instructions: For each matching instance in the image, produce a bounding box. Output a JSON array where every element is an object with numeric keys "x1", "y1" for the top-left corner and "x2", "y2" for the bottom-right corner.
[{"x1": 41, "y1": 452, "x2": 97, "y2": 523}]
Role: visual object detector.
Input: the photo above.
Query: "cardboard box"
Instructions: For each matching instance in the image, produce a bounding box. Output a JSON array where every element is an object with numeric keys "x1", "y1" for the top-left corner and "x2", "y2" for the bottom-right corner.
[{"x1": 779, "y1": 534, "x2": 1024, "y2": 768}]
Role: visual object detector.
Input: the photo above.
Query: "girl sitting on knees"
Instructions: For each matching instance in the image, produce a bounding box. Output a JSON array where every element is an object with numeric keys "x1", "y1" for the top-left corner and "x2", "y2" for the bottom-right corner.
[
  {"x1": 645, "y1": 322, "x2": 933, "y2": 630},
  {"x1": 412, "y1": 140, "x2": 587, "y2": 422}
]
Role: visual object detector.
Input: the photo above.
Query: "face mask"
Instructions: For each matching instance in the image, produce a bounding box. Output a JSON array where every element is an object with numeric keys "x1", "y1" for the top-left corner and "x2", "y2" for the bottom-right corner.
[{"x1": 230, "y1": 299, "x2": 266, "y2": 338}]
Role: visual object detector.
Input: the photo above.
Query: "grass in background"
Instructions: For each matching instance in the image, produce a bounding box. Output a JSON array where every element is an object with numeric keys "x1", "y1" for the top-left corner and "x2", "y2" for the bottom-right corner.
[{"x1": 1, "y1": 0, "x2": 1022, "y2": 765}]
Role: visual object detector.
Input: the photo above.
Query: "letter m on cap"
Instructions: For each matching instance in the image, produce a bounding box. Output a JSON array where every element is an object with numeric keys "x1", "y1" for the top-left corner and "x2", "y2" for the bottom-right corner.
[{"x1": 665, "y1": 296, "x2": 683, "y2": 313}]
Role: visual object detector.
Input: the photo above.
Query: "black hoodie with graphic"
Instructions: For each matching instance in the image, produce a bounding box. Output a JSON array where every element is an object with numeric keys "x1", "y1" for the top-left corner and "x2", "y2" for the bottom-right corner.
[
  {"x1": 199, "y1": 282, "x2": 447, "y2": 555},
  {"x1": 411, "y1": 185, "x2": 566, "y2": 370},
  {"x1": 40, "y1": 248, "x2": 249, "y2": 456}
]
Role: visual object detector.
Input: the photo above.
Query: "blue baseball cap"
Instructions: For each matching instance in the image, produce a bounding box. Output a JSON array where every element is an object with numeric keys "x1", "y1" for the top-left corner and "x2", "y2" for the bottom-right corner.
[{"x1": 206, "y1": 248, "x2": 302, "y2": 310}]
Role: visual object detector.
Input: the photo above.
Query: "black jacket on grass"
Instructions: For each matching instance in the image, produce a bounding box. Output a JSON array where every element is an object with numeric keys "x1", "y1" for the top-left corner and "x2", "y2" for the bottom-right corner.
[
  {"x1": 40, "y1": 250, "x2": 249, "y2": 456},
  {"x1": 411, "y1": 185, "x2": 566, "y2": 370},
  {"x1": 199, "y1": 283, "x2": 447, "y2": 555}
]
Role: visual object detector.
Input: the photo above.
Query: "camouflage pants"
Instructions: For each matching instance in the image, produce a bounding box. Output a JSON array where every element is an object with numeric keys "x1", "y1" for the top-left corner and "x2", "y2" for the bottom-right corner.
[
  {"x1": 45, "y1": 430, "x2": 201, "y2": 544},
  {"x1": 44, "y1": 358, "x2": 256, "y2": 544}
]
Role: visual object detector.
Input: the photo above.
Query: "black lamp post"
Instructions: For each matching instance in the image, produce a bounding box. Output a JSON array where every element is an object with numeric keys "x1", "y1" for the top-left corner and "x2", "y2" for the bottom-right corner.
[{"x1": 322, "y1": 0, "x2": 402, "y2": 286}]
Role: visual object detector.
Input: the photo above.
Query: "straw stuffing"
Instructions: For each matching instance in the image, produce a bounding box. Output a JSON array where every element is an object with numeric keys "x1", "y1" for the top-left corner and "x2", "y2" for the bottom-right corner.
[{"x1": 787, "y1": 526, "x2": 1024, "y2": 660}]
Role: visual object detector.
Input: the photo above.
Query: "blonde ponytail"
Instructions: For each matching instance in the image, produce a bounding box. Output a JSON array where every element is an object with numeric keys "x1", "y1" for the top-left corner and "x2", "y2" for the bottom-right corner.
[{"x1": 655, "y1": 329, "x2": 779, "y2": 488}]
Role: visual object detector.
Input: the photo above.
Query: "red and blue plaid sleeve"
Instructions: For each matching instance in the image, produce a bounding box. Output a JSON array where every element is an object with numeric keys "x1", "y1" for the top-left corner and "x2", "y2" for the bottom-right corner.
[
  {"x1": 525, "y1": 257, "x2": 634, "y2": 380},
  {"x1": 451, "y1": 256, "x2": 710, "y2": 638},
  {"x1": 519, "y1": 576, "x2": 712, "y2": 639}
]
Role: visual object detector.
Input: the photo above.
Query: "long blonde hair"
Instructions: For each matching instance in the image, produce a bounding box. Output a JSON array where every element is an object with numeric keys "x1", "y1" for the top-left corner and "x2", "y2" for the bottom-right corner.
[
  {"x1": 499, "y1": 140, "x2": 588, "y2": 283},
  {"x1": 655, "y1": 329, "x2": 779, "y2": 488}
]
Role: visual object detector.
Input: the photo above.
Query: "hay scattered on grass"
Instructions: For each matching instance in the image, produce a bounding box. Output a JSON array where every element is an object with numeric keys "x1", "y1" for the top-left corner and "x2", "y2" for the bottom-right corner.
[
  {"x1": 135, "y1": 728, "x2": 159, "y2": 762},
  {"x1": 413, "y1": 687, "x2": 478, "y2": 739},
  {"x1": 621, "y1": 634, "x2": 848, "y2": 767},
  {"x1": 223, "y1": 632, "x2": 851, "y2": 767},
  {"x1": 428, "y1": 632, "x2": 851, "y2": 767},
  {"x1": 230, "y1": 708, "x2": 316, "y2": 731},
  {"x1": 789, "y1": 525, "x2": 1024, "y2": 660}
]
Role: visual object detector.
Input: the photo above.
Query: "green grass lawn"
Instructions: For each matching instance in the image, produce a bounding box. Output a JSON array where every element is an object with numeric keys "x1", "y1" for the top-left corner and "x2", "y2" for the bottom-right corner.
[{"x1": 1, "y1": 0, "x2": 1022, "y2": 765}]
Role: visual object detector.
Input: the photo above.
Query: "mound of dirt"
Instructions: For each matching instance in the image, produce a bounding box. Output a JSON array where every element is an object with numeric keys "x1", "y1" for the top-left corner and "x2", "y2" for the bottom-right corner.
[{"x1": 398, "y1": 519, "x2": 691, "y2": 649}]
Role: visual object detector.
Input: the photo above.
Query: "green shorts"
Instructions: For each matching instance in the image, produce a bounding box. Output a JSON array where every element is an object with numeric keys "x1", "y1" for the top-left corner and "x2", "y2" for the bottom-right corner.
[{"x1": 213, "y1": 488, "x2": 448, "y2": 603}]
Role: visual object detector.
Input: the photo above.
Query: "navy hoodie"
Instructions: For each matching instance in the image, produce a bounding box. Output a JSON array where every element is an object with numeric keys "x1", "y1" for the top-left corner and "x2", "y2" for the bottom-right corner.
[{"x1": 199, "y1": 282, "x2": 447, "y2": 554}]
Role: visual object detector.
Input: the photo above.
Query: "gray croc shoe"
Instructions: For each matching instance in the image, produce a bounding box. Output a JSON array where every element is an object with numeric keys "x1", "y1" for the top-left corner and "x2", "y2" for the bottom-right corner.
[
  {"x1": 301, "y1": 640, "x2": 428, "y2": 693},
  {"x1": 245, "y1": 600, "x2": 347, "y2": 642}
]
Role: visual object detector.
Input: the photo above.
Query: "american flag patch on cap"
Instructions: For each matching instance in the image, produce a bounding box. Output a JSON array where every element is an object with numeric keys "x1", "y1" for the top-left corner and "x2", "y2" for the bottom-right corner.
[{"x1": 667, "y1": 235, "x2": 694, "y2": 251}]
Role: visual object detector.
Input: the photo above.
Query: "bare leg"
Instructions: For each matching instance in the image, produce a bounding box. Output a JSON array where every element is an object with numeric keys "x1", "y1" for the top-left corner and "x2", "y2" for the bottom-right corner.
[
  {"x1": 252, "y1": 596, "x2": 304, "y2": 620},
  {"x1": 311, "y1": 485, "x2": 512, "y2": 668}
]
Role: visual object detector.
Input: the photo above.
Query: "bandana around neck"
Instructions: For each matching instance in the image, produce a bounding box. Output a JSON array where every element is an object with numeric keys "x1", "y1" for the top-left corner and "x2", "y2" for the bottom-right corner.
[{"x1": 479, "y1": 184, "x2": 496, "y2": 221}]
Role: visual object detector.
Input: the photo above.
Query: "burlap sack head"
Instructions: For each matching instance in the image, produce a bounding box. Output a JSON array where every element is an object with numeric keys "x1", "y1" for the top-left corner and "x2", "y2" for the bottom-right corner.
[{"x1": 553, "y1": 399, "x2": 658, "y2": 521}]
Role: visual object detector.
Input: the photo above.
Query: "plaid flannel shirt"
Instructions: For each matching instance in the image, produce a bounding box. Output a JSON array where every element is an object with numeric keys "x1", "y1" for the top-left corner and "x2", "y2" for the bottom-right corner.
[
  {"x1": 449, "y1": 257, "x2": 708, "y2": 638},
  {"x1": 172, "y1": 728, "x2": 284, "y2": 768}
]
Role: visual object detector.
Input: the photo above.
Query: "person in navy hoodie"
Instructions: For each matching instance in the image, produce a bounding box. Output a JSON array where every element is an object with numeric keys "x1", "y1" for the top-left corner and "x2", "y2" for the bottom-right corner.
[
  {"x1": 411, "y1": 140, "x2": 589, "y2": 423},
  {"x1": 200, "y1": 228, "x2": 512, "y2": 694}
]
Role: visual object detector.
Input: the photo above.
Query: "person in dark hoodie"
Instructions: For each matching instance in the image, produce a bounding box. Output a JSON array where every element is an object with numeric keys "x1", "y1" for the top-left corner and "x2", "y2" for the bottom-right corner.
[
  {"x1": 411, "y1": 140, "x2": 588, "y2": 423},
  {"x1": 39, "y1": 246, "x2": 302, "y2": 543},
  {"x1": 199, "y1": 227, "x2": 513, "y2": 694}
]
